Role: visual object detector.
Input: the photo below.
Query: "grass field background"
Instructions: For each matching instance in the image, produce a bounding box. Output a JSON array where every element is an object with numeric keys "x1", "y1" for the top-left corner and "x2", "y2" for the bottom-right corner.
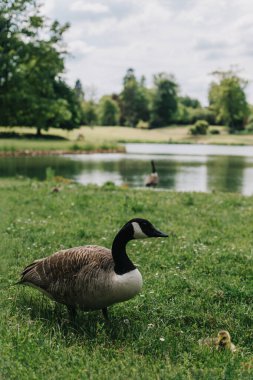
[
  {"x1": 1, "y1": 126, "x2": 253, "y2": 154},
  {"x1": 0, "y1": 178, "x2": 253, "y2": 379}
]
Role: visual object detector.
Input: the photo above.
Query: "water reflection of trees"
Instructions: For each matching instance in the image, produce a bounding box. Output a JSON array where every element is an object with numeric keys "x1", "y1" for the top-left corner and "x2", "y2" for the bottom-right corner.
[
  {"x1": 0, "y1": 156, "x2": 85, "y2": 180},
  {"x1": 207, "y1": 156, "x2": 245, "y2": 193},
  {"x1": 1, "y1": 154, "x2": 250, "y2": 194},
  {"x1": 0, "y1": 156, "x2": 178, "y2": 188}
]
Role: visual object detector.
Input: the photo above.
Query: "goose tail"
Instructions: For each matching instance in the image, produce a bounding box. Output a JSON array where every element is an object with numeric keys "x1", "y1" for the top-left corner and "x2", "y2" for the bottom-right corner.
[{"x1": 18, "y1": 258, "x2": 45, "y2": 284}]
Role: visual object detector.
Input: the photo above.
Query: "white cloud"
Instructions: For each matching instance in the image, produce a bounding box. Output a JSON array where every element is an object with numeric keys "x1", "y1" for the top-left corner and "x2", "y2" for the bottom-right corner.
[
  {"x1": 68, "y1": 40, "x2": 95, "y2": 56},
  {"x1": 43, "y1": 0, "x2": 253, "y2": 104},
  {"x1": 70, "y1": 1, "x2": 109, "y2": 14}
]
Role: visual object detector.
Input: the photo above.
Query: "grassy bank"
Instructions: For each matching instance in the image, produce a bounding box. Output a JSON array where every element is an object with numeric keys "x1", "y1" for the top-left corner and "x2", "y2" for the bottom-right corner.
[
  {"x1": 0, "y1": 179, "x2": 253, "y2": 379},
  {"x1": 1, "y1": 126, "x2": 253, "y2": 153},
  {"x1": 0, "y1": 138, "x2": 124, "y2": 156}
]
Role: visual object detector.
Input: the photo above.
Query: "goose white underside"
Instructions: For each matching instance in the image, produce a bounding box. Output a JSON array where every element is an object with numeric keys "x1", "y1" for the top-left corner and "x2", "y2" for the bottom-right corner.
[
  {"x1": 110, "y1": 268, "x2": 143, "y2": 303},
  {"x1": 83, "y1": 269, "x2": 143, "y2": 310},
  {"x1": 23, "y1": 269, "x2": 143, "y2": 311}
]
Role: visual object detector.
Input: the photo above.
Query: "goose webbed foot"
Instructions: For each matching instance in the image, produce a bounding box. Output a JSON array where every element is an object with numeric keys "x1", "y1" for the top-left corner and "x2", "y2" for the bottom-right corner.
[{"x1": 102, "y1": 307, "x2": 109, "y2": 321}]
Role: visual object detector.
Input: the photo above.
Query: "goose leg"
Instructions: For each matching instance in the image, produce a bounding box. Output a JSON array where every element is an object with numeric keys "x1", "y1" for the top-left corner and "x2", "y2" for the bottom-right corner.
[
  {"x1": 102, "y1": 307, "x2": 109, "y2": 321},
  {"x1": 67, "y1": 305, "x2": 77, "y2": 320}
]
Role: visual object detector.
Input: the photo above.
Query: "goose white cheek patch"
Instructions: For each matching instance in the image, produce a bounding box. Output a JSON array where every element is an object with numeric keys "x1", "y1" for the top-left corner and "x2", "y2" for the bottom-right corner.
[{"x1": 132, "y1": 222, "x2": 148, "y2": 239}]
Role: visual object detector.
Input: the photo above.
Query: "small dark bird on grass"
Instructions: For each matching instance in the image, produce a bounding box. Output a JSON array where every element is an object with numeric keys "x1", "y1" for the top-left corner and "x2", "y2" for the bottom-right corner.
[
  {"x1": 145, "y1": 160, "x2": 159, "y2": 187},
  {"x1": 51, "y1": 186, "x2": 60, "y2": 193},
  {"x1": 17, "y1": 218, "x2": 168, "y2": 320}
]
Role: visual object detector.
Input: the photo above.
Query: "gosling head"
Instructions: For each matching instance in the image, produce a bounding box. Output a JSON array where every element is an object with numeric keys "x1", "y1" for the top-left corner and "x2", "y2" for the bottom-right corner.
[
  {"x1": 123, "y1": 218, "x2": 168, "y2": 240},
  {"x1": 217, "y1": 330, "x2": 231, "y2": 347}
]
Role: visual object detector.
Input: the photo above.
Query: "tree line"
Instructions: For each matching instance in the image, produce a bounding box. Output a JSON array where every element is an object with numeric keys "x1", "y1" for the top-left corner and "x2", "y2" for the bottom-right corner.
[
  {"x1": 0, "y1": 0, "x2": 251, "y2": 135},
  {"x1": 80, "y1": 67, "x2": 250, "y2": 134}
]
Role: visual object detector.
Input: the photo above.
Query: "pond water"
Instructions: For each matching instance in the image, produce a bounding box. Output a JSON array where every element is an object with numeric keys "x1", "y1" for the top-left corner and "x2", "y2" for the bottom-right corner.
[{"x1": 1, "y1": 143, "x2": 253, "y2": 195}]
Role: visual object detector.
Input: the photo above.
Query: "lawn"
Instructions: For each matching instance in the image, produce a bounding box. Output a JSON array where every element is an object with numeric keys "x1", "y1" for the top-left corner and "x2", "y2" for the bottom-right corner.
[
  {"x1": 1, "y1": 126, "x2": 253, "y2": 155},
  {"x1": 0, "y1": 179, "x2": 253, "y2": 379},
  {"x1": 0, "y1": 135, "x2": 123, "y2": 155}
]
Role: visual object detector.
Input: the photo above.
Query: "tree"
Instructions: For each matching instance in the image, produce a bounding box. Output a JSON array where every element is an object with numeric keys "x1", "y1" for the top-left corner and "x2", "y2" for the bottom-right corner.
[
  {"x1": 98, "y1": 96, "x2": 120, "y2": 126},
  {"x1": 150, "y1": 73, "x2": 178, "y2": 127},
  {"x1": 208, "y1": 70, "x2": 249, "y2": 132},
  {"x1": 0, "y1": 0, "x2": 82, "y2": 134},
  {"x1": 120, "y1": 68, "x2": 149, "y2": 127},
  {"x1": 83, "y1": 101, "x2": 97, "y2": 126},
  {"x1": 74, "y1": 79, "x2": 85, "y2": 102},
  {"x1": 179, "y1": 96, "x2": 201, "y2": 108}
]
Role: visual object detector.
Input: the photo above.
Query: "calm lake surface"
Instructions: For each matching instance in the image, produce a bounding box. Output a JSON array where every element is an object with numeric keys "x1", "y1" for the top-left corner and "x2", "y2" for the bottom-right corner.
[{"x1": 1, "y1": 143, "x2": 253, "y2": 195}]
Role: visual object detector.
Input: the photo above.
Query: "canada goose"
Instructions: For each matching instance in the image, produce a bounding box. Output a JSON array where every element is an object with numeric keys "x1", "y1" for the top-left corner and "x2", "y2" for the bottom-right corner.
[
  {"x1": 145, "y1": 160, "x2": 159, "y2": 187},
  {"x1": 18, "y1": 218, "x2": 168, "y2": 320},
  {"x1": 198, "y1": 330, "x2": 236, "y2": 352}
]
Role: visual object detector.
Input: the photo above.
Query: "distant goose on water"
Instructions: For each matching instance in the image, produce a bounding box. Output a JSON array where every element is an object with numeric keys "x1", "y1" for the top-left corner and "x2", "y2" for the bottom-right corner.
[
  {"x1": 145, "y1": 160, "x2": 159, "y2": 187},
  {"x1": 18, "y1": 218, "x2": 168, "y2": 320}
]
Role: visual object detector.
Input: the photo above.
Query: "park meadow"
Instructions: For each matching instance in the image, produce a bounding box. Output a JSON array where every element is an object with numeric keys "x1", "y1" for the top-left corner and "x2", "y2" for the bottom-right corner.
[
  {"x1": 1, "y1": 0, "x2": 253, "y2": 378},
  {"x1": 0, "y1": 178, "x2": 253, "y2": 379}
]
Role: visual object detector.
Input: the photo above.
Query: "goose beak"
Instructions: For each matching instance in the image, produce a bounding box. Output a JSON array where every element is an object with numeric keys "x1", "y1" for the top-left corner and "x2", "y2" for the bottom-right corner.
[{"x1": 151, "y1": 228, "x2": 168, "y2": 238}]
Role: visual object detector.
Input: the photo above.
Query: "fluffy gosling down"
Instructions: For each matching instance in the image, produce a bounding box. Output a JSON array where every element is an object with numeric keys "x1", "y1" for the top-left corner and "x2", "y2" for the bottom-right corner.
[
  {"x1": 198, "y1": 330, "x2": 236, "y2": 353},
  {"x1": 18, "y1": 218, "x2": 168, "y2": 320}
]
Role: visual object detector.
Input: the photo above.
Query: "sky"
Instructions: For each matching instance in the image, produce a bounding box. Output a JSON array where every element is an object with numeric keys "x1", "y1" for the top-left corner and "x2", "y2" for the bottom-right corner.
[{"x1": 43, "y1": 0, "x2": 253, "y2": 104}]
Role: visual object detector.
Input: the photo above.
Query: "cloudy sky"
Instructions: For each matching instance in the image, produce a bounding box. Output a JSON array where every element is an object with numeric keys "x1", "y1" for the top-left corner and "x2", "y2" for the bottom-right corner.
[{"x1": 43, "y1": 0, "x2": 253, "y2": 104}]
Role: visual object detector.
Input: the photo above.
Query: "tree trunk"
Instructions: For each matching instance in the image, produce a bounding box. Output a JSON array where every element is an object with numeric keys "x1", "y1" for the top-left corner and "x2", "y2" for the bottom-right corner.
[{"x1": 37, "y1": 127, "x2": 42, "y2": 137}]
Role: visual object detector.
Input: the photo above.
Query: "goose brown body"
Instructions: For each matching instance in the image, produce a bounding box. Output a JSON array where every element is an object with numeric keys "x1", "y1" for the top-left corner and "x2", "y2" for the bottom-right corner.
[
  {"x1": 145, "y1": 160, "x2": 159, "y2": 187},
  {"x1": 20, "y1": 245, "x2": 143, "y2": 310},
  {"x1": 19, "y1": 218, "x2": 168, "y2": 318}
]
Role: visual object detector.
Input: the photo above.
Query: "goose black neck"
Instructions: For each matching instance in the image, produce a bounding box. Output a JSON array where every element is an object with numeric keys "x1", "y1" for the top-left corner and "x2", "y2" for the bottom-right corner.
[
  {"x1": 151, "y1": 160, "x2": 156, "y2": 173},
  {"x1": 112, "y1": 229, "x2": 136, "y2": 275}
]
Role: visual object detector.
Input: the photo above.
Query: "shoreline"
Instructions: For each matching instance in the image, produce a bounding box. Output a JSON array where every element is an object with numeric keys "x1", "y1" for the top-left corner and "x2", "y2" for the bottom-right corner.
[{"x1": 0, "y1": 147, "x2": 126, "y2": 157}]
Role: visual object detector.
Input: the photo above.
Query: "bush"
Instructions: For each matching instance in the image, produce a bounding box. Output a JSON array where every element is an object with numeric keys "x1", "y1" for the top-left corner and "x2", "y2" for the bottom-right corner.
[
  {"x1": 136, "y1": 120, "x2": 150, "y2": 129},
  {"x1": 174, "y1": 106, "x2": 216, "y2": 125},
  {"x1": 246, "y1": 122, "x2": 253, "y2": 132},
  {"x1": 188, "y1": 107, "x2": 216, "y2": 124},
  {"x1": 245, "y1": 110, "x2": 253, "y2": 132},
  {"x1": 210, "y1": 128, "x2": 220, "y2": 135},
  {"x1": 190, "y1": 120, "x2": 209, "y2": 135}
]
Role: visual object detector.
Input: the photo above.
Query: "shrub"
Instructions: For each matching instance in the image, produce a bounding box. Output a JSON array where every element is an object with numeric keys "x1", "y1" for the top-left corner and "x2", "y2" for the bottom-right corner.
[
  {"x1": 210, "y1": 128, "x2": 220, "y2": 135},
  {"x1": 190, "y1": 120, "x2": 209, "y2": 135},
  {"x1": 188, "y1": 107, "x2": 216, "y2": 124},
  {"x1": 45, "y1": 167, "x2": 55, "y2": 180},
  {"x1": 136, "y1": 120, "x2": 150, "y2": 129},
  {"x1": 245, "y1": 111, "x2": 253, "y2": 132},
  {"x1": 246, "y1": 122, "x2": 253, "y2": 132},
  {"x1": 70, "y1": 143, "x2": 81, "y2": 151}
]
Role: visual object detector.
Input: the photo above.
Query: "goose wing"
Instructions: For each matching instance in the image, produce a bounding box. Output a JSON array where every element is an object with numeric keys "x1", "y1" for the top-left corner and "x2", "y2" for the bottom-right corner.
[{"x1": 19, "y1": 245, "x2": 113, "y2": 292}]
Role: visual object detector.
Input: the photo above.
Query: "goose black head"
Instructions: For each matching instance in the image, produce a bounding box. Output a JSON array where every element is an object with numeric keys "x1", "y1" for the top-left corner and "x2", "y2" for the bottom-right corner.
[{"x1": 122, "y1": 218, "x2": 168, "y2": 240}]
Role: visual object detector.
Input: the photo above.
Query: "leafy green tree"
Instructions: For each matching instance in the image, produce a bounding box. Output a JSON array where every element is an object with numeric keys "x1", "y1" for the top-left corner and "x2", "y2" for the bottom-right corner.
[
  {"x1": 83, "y1": 101, "x2": 97, "y2": 126},
  {"x1": 179, "y1": 96, "x2": 201, "y2": 109},
  {"x1": 150, "y1": 73, "x2": 178, "y2": 127},
  {"x1": 74, "y1": 79, "x2": 85, "y2": 102},
  {"x1": 98, "y1": 96, "x2": 120, "y2": 126},
  {"x1": 0, "y1": 0, "x2": 82, "y2": 134},
  {"x1": 120, "y1": 68, "x2": 149, "y2": 127},
  {"x1": 208, "y1": 70, "x2": 249, "y2": 132}
]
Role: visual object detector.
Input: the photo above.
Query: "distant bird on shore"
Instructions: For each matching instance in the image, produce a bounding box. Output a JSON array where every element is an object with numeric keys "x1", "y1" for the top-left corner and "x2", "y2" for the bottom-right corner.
[
  {"x1": 145, "y1": 160, "x2": 159, "y2": 187},
  {"x1": 198, "y1": 330, "x2": 236, "y2": 352},
  {"x1": 18, "y1": 218, "x2": 168, "y2": 320}
]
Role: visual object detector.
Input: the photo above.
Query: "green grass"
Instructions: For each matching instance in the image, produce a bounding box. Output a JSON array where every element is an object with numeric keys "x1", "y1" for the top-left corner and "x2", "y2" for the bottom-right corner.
[
  {"x1": 0, "y1": 138, "x2": 124, "y2": 155},
  {"x1": 0, "y1": 179, "x2": 253, "y2": 379},
  {"x1": 2, "y1": 125, "x2": 253, "y2": 149}
]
